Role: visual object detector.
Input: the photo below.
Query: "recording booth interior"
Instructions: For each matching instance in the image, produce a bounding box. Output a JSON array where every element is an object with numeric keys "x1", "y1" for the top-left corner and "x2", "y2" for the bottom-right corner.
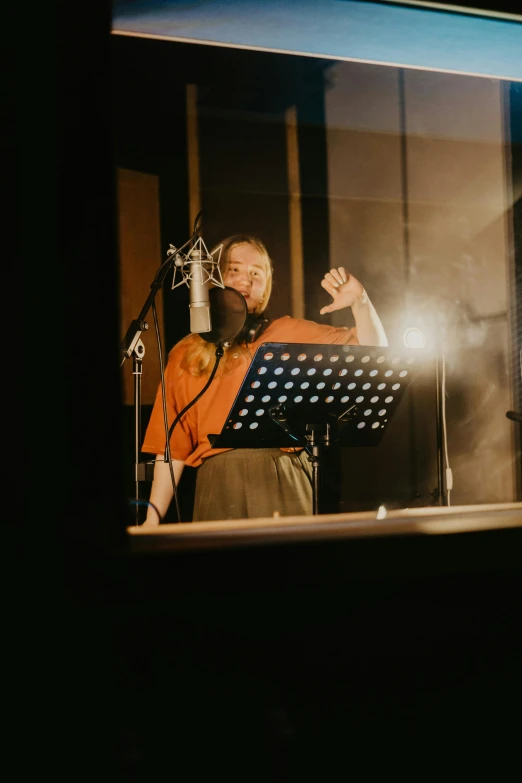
[
  {"x1": 22, "y1": 0, "x2": 522, "y2": 777},
  {"x1": 114, "y1": 1, "x2": 522, "y2": 523}
]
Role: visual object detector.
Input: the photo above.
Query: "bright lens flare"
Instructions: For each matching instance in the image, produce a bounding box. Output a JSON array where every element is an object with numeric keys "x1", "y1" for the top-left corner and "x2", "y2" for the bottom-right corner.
[{"x1": 403, "y1": 327, "x2": 425, "y2": 349}]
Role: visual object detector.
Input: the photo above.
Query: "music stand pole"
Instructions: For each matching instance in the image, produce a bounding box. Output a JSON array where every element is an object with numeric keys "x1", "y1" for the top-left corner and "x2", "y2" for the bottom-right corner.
[{"x1": 305, "y1": 422, "x2": 332, "y2": 515}]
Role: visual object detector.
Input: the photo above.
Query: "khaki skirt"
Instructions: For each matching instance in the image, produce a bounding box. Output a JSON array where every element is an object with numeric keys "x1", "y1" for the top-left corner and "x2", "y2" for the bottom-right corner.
[{"x1": 192, "y1": 448, "x2": 313, "y2": 522}]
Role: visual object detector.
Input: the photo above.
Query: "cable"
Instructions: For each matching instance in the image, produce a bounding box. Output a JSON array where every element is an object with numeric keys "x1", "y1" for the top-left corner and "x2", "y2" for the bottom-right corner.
[
  {"x1": 128, "y1": 498, "x2": 163, "y2": 525},
  {"x1": 151, "y1": 318, "x2": 225, "y2": 524},
  {"x1": 152, "y1": 299, "x2": 182, "y2": 523},
  {"x1": 269, "y1": 406, "x2": 312, "y2": 456},
  {"x1": 166, "y1": 344, "x2": 224, "y2": 445}
]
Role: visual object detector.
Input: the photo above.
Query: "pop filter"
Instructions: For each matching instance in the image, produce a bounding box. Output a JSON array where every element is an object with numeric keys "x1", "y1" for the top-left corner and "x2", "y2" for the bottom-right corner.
[{"x1": 201, "y1": 286, "x2": 248, "y2": 344}]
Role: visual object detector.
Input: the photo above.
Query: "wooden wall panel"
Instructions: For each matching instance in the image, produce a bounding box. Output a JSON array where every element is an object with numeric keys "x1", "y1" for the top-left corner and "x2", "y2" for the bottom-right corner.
[{"x1": 118, "y1": 167, "x2": 164, "y2": 406}]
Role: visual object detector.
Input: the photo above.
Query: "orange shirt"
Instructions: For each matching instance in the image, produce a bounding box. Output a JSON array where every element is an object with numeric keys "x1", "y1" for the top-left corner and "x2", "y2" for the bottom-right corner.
[{"x1": 141, "y1": 315, "x2": 358, "y2": 467}]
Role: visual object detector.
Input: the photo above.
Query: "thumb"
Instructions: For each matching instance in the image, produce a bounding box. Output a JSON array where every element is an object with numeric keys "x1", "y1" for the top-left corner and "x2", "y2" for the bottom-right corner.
[{"x1": 320, "y1": 305, "x2": 333, "y2": 315}]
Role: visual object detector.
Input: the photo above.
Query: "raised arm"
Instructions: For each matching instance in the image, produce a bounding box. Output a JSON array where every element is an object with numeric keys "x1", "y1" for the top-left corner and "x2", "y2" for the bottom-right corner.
[{"x1": 320, "y1": 266, "x2": 388, "y2": 347}]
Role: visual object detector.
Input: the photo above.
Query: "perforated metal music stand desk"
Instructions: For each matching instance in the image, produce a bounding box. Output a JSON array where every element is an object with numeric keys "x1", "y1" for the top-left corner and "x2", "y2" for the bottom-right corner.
[{"x1": 209, "y1": 342, "x2": 422, "y2": 514}]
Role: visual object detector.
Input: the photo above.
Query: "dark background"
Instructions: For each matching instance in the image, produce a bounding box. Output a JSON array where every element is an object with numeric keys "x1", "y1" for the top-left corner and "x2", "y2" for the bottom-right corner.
[{"x1": 18, "y1": 2, "x2": 522, "y2": 778}]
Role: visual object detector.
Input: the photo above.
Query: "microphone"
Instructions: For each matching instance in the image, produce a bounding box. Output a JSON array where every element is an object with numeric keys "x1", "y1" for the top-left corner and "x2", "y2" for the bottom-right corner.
[
  {"x1": 170, "y1": 236, "x2": 225, "y2": 334},
  {"x1": 188, "y1": 247, "x2": 211, "y2": 334}
]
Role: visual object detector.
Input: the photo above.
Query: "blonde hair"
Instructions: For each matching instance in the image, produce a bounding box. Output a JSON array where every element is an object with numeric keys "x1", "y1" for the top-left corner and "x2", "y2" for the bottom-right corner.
[{"x1": 178, "y1": 235, "x2": 273, "y2": 376}]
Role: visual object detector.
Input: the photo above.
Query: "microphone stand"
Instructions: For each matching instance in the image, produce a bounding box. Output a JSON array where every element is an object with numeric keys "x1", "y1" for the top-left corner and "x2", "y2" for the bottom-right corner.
[
  {"x1": 120, "y1": 242, "x2": 193, "y2": 525},
  {"x1": 120, "y1": 253, "x2": 179, "y2": 367}
]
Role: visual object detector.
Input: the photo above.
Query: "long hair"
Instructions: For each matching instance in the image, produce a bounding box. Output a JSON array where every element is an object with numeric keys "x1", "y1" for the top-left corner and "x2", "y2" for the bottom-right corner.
[{"x1": 178, "y1": 235, "x2": 273, "y2": 376}]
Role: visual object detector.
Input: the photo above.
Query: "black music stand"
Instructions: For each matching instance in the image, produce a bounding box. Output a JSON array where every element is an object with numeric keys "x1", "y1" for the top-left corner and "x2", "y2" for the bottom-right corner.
[{"x1": 209, "y1": 342, "x2": 421, "y2": 514}]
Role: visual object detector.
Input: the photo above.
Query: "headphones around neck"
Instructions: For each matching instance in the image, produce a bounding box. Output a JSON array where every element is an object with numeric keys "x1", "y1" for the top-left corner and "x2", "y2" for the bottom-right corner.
[{"x1": 236, "y1": 313, "x2": 271, "y2": 345}]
